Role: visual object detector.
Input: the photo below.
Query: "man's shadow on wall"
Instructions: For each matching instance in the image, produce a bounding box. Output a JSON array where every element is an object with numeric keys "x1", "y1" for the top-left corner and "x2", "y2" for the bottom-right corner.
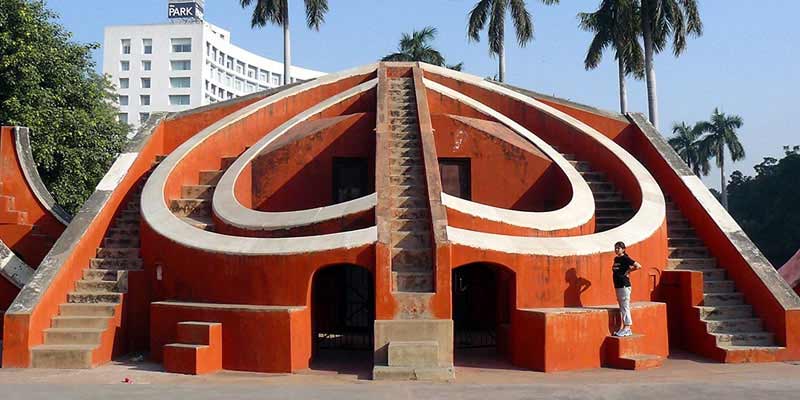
[{"x1": 564, "y1": 268, "x2": 592, "y2": 307}]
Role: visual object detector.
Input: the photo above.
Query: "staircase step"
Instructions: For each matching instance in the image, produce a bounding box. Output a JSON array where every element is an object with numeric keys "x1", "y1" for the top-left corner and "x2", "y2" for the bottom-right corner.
[
  {"x1": 391, "y1": 230, "x2": 431, "y2": 248},
  {"x1": 170, "y1": 199, "x2": 211, "y2": 217},
  {"x1": 392, "y1": 196, "x2": 428, "y2": 209},
  {"x1": 669, "y1": 246, "x2": 709, "y2": 258},
  {"x1": 392, "y1": 184, "x2": 427, "y2": 197},
  {"x1": 668, "y1": 237, "x2": 704, "y2": 247},
  {"x1": 713, "y1": 331, "x2": 775, "y2": 347},
  {"x1": 392, "y1": 218, "x2": 430, "y2": 231},
  {"x1": 704, "y1": 280, "x2": 736, "y2": 293},
  {"x1": 43, "y1": 328, "x2": 104, "y2": 345},
  {"x1": 181, "y1": 185, "x2": 215, "y2": 200},
  {"x1": 59, "y1": 303, "x2": 117, "y2": 317},
  {"x1": 698, "y1": 305, "x2": 753, "y2": 321},
  {"x1": 68, "y1": 292, "x2": 123, "y2": 304},
  {"x1": 31, "y1": 344, "x2": 96, "y2": 368},
  {"x1": 392, "y1": 248, "x2": 433, "y2": 269},
  {"x1": 75, "y1": 280, "x2": 118, "y2": 293},
  {"x1": 96, "y1": 247, "x2": 139, "y2": 258},
  {"x1": 391, "y1": 207, "x2": 429, "y2": 220},
  {"x1": 669, "y1": 257, "x2": 717, "y2": 269},
  {"x1": 199, "y1": 170, "x2": 223, "y2": 185},
  {"x1": 83, "y1": 269, "x2": 125, "y2": 282},
  {"x1": 705, "y1": 318, "x2": 763, "y2": 334},
  {"x1": 103, "y1": 236, "x2": 140, "y2": 248},
  {"x1": 703, "y1": 292, "x2": 745, "y2": 306},
  {"x1": 52, "y1": 316, "x2": 112, "y2": 329},
  {"x1": 617, "y1": 354, "x2": 665, "y2": 370},
  {"x1": 90, "y1": 257, "x2": 143, "y2": 270}
]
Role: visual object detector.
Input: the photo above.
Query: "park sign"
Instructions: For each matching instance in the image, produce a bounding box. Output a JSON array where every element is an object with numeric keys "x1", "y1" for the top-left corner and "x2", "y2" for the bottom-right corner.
[{"x1": 168, "y1": 1, "x2": 204, "y2": 20}]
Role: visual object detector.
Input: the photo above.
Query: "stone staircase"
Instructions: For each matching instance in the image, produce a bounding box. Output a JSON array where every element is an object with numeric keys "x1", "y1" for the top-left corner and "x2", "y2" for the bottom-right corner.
[
  {"x1": 29, "y1": 159, "x2": 161, "y2": 368},
  {"x1": 561, "y1": 154, "x2": 635, "y2": 232},
  {"x1": 0, "y1": 192, "x2": 27, "y2": 225},
  {"x1": 666, "y1": 198, "x2": 780, "y2": 351},
  {"x1": 170, "y1": 156, "x2": 237, "y2": 232},
  {"x1": 387, "y1": 77, "x2": 434, "y2": 294}
]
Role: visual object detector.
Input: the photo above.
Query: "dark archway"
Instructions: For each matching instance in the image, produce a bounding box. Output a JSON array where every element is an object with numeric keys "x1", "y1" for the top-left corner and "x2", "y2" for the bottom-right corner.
[
  {"x1": 310, "y1": 264, "x2": 374, "y2": 373},
  {"x1": 452, "y1": 263, "x2": 515, "y2": 366}
]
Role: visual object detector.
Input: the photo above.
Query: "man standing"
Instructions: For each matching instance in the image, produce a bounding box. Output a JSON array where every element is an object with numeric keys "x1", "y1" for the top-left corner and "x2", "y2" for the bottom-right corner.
[{"x1": 612, "y1": 241, "x2": 642, "y2": 337}]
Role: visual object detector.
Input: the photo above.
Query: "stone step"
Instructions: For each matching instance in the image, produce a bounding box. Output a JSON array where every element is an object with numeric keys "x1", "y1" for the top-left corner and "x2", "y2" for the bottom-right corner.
[
  {"x1": 392, "y1": 218, "x2": 430, "y2": 231},
  {"x1": 669, "y1": 257, "x2": 717, "y2": 269},
  {"x1": 181, "y1": 185, "x2": 215, "y2": 200},
  {"x1": 90, "y1": 257, "x2": 142, "y2": 270},
  {"x1": 388, "y1": 341, "x2": 438, "y2": 368},
  {"x1": 581, "y1": 171, "x2": 606, "y2": 181},
  {"x1": 392, "y1": 184, "x2": 427, "y2": 197},
  {"x1": 704, "y1": 280, "x2": 736, "y2": 293},
  {"x1": 75, "y1": 280, "x2": 118, "y2": 293},
  {"x1": 698, "y1": 305, "x2": 753, "y2": 321},
  {"x1": 595, "y1": 199, "x2": 631, "y2": 208},
  {"x1": 393, "y1": 271, "x2": 434, "y2": 293},
  {"x1": 390, "y1": 164, "x2": 424, "y2": 175},
  {"x1": 59, "y1": 303, "x2": 117, "y2": 317},
  {"x1": 392, "y1": 248, "x2": 433, "y2": 269},
  {"x1": 588, "y1": 182, "x2": 615, "y2": 192},
  {"x1": 713, "y1": 331, "x2": 774, "y2": 347},
  {"x1": 391, "y1": 230, "x2": 431, "y2": 248},
  {"x1": 668, "y1": 246, "x2": 709, "y2": 258},
  {"x1": 593, "y1": 191, "x2": 624, "y2": 201},
  {"x1": 617, "y1": 354, "x2": 665, "y2": 370},
  {"x1": 390, "y1": 125, "x2": 419, "y2": 133},
  {"x1": 52, "y1": 316, "x2": 112, "y2": 329},
  {"x1": 391, "y1": 207, "x2": 429, "y2": 220},
  {"x1": 561, "y1": 153, "x2": 577, "y2": 161},
  {"x1": 594, "y1": 208, "x2": 634, "y2": 217},
  {"x1": 668, "y1": 237, "x2": 704, "y2": 247},
  {"x1": 43, "y1": 328, "x2": 105, "y2": 345},
  {"x1": 181, "y1": 215, "x2": 215, "y2": 231},
  {"x1": 568, "y1": 160, "x2": 592, "y2": 172},
  {"x1": 170, "y1": 199, "x2": 211, "y2": 217},
  {"x1": 31, "y1": 344, "x2": 96, "y2": 368},
  {"x1": 390, "y1": 174, "x2": 425, "y2": 186},
  {"x1": 68, "y1": 292, "x2": 123, "y2": 304},
  {"x1": 390, "y1": 109, "x2": 417, "y2": 118},
  {"x1": 82, "y1": 269, "x2": 124, "y2": 282},
  {"x1": 700, "y1": 268, "x2": 727, "y2": 281},
  {"x1": 703, "y1": 292, "x2": 745, "y2": 306},
  {"x1": 103, "y1": 236, "x2": 140, "y2": 248},
  {"x1": 391, "y1": 139, "x2": 421, "y2": 149},
  {"x1": 390, "y1": 156, "x2": 421, "y2": 167},
  {"x1": 392, "y1": 196, "x2": 428, "y2": 209},
  {"x1": 390, "y1": 117, "x2": 418, "y2": 125},
  {"x1": 391, "y1": 147, "x2": 422, "y2": 158},
  {"x1": 199, "y1": 170, "x2": 223, "y2": 185},
  {"x1": 96, "y1": 247, "x2": 139, "y2": 258},
  {"x1": 705, "y1": 318, "x2": 763, "y2": 334},
  {"x1": 667, "y1": 220, "x2": 692, "y2": 229}
]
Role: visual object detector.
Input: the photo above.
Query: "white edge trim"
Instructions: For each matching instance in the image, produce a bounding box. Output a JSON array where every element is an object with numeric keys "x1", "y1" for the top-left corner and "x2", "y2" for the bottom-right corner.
[
  {"x1": 96, "y1": 153, "x2": 138, "y2": 191},
  {"x1": 0, "y1": 240, "x2": 33, "y2": 289}
]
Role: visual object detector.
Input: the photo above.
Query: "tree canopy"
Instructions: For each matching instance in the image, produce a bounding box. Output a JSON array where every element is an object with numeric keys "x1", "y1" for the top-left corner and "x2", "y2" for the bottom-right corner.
[
  {"x1": 728, "y1": 151, "x2": 800, "y2": 268},
  {"x1": 0, "y1": 0, "x2": 128, "y2": 213},
  {"x1": 382, "y1": 27, "x2": 463, "y2": 70}
]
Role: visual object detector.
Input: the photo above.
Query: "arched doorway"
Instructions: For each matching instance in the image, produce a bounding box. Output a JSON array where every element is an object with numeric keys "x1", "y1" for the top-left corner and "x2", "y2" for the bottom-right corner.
[
  {"x1": 452, "y1": 263, "x2": 515, "y2": 366},
  {"x1": 311, "y1": 264, "x2": 374, "y2": 371}
]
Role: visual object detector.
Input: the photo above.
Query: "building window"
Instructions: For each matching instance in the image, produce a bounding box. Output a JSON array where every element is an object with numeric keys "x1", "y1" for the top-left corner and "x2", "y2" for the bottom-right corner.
[
  {"x1": 171, "y1": 38, "x2": 192, "y2": 53},
  {"x1": 142, "y1": 39, "x2": 153, "y2": 54},
  {"x1": 121, "y1": 39, "x2": 131, "y2": 54},
  {"x1": 140, "y1": 113, "x2": 150, "y2": 123},
  {"x1": 119, "y1": 78, "x2": 129, "y2": 89},
  {"x1": 246, "y1": 83, "x2": 255, "y2": 93},
  {"x1": 247, "y1": 67, "x2": 256, "y2": 79},
  {"x1": 170, "y1": 77, "x2": 191, "y2": 88},
  {"x1": 226, "y1": 56, "x2": 233, "y2": 69},
  {"x1": 141, "y1": 60, "x2": 152, "y2": 71},
  {"x1": 235, "y1": 79, "x2": 243, "y2": 91},
  {"x1": 118, "y1": 95, "x2": 129, "y2": 106},
  {"x1": 141, "y1": 77, "x2": 151, "y2": 89},
  {"x1": 218, "y1": 51, "x2": 225, "y2": 65},
  {"x1": 140, "y1": 95, "x2": 150, "y2": 106},
  {"x1": 225, "y1": 74, "x2": 233, "y2": 86},
  {"x1": 259, "y1": 70, "x2": 268, "y2": 82},
  {"x1": 235, "y1": 61, "x2": 244, "y2": 74},
  {"x1": 171, "y1": 60, "x2": 191, "y2": 71},
  {"x1": 120, "y1": 60, "x2": 130, "y2": 71},
  {"x1": 271, "y1": 74, "x2": 281, "y2": 86},
  {"x1": 169, "y1": 95, "x2": 191, "y2": 105},
  {"x1": 118, "y1": 113, "x2": 128, "y2": 124}
]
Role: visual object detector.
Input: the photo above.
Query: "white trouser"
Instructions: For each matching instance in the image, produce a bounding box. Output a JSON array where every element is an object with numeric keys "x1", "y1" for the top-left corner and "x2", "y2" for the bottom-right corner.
[{"x1": 615, "y1": 286, "x2": 632, "y2": 326}]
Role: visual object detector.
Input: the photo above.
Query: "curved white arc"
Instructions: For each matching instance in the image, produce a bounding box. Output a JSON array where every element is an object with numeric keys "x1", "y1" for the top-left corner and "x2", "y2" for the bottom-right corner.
[
  {"x1": 425, "y1": 79, "x2": 594, "y2": 231},
  {"x1": 141, "y1": 64, "x2": 379, "y2": 256},
  {"x1": 213, "y1": 79, "x2": 378, "y2": 231},
  {"x1": 421, "y1": 63, "x2": 665, "y2": 254}
]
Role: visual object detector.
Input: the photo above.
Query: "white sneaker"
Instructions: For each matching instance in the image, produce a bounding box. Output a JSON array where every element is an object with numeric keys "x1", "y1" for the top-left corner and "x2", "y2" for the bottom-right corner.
[
  {"x1": 613, "y1": 328, "x2": 624, "y2": 337},
  {"x1": 618, "y1": 328, "x2": 633, "y2": 337}
]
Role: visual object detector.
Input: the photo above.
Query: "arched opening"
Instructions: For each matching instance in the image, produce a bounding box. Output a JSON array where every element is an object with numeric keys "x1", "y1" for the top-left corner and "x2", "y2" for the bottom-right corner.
[
  {"x1": 310, "y1": 263, "x2": 374, "y2": 373},
  {"x1": 452, "y1": 263, "x2": 516, "y2": 367}
]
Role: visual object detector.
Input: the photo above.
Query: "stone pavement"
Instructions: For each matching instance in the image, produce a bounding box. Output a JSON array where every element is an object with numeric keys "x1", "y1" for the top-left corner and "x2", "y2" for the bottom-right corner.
[{"x1": 1, "y1": 351, "x2": 799, "y2": 399}]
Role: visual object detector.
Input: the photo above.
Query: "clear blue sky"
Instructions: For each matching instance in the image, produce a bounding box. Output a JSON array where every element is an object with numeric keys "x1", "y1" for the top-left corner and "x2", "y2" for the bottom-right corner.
[{"x1": 47, "y1": 0, "x2": 799, "y2": 190}]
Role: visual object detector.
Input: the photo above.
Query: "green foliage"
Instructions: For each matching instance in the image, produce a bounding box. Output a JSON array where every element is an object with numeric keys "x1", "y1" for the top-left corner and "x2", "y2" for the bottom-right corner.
[
  {"x1": 668, "y1": 121, "x2": 709, "y2": 176},
  {"x1": 468, "y1": 0, "x2": 558, "y2": 55},
  {"x1": 240, "y1": 0, "x2": 328, "y2": 30},
  {"x1": 382, "y1": 26, "x2": 464, "y2": 70},
  {"x1": 728, "y1": 152, "x2": 800, "y2": 268},
  {"x1": 0, "y1": 0, "x2": 128, "y2": 213},
  {"x1": 578, "y1": 0, "x2": 643, "y2": 77}
]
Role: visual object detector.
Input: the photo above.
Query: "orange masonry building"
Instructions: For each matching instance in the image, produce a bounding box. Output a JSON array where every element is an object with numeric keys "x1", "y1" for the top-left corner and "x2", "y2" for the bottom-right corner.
[{"x1": 2, "y1": 62, "x2": 799, "y2": 379}]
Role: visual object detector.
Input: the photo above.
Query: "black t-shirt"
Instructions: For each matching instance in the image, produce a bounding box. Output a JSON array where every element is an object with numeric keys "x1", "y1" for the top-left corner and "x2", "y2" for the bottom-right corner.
[{"x1": 612, "y1": 254, "x2": 636, "y2": 288}]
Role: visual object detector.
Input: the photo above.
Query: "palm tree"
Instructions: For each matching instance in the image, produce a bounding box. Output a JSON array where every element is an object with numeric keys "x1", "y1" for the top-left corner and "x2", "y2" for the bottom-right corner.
[
  {"x1": 639, "y1": 0, "x2": 703, "y2": 130},
  {"x1": 579, "y1": 0, "x2": 643, "y2": 114},
  {"x1": 382, "y1": 27, "x2": 464, "y2": 70},
  {"x1": 698, "y1": 109, "x2": 745, "y2": 209},
  {"x1": 467, "y1": 0, "x2": 559, "y2": 83},
  {"x1": 239, "y1": 0, "x2": 329, "y2": 85},
  {"x1": 668, "y1": 122, "x2": 709, "y2": 176}
]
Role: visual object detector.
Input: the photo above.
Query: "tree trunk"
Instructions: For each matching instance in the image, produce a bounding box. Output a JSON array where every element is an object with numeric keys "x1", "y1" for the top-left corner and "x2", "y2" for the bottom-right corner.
[
  {"x1": 720, "y1": 147, "x2": 728, "y2": 209},
  {"x1": 498, "y1": 43, "x2": 506, "y2": 82},
  {"x1": 283, "y1": 3, "x2": 291, "y2": 85},
  {"x1": 642, "y1": 6, "x2": 659, "y2": 130},
  {"x1": 618, "y1": 57, "x2": 628, "y2": 114}
]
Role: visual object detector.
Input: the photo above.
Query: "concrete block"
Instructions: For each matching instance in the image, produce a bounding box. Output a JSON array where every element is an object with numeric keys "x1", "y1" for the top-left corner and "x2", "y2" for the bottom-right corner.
[
  {"x1": 388, "y1": 340, "x2": 438, "y2": 367},
  {"x1": 374, "y1": 319, "x2": 453, "y2": 367}
]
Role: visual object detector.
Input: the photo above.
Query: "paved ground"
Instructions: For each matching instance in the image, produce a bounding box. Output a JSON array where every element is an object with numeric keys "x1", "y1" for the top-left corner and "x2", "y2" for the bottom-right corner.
[{"x1": 1, "y1": 351, "x2": 798, "y2": 399}]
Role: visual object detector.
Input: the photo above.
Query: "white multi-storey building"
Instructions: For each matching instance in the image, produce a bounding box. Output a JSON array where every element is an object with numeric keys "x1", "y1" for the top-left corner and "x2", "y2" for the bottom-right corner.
[{"x1": 103, "y1": 1, "x2": 325, "y2": 130}]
